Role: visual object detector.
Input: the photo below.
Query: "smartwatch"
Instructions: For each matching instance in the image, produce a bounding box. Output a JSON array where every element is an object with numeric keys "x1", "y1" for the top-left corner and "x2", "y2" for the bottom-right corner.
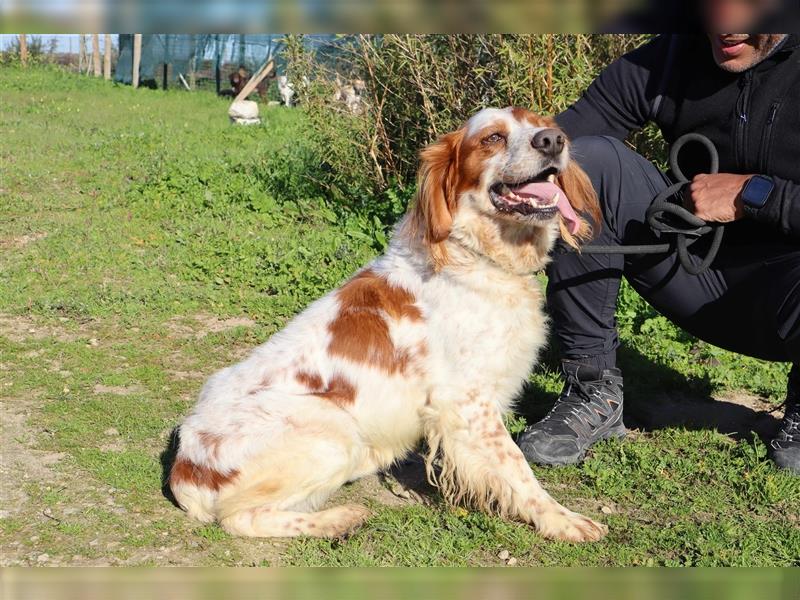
[{"x1": 741, "y1": 175, "x2": 775, "y2": 212}]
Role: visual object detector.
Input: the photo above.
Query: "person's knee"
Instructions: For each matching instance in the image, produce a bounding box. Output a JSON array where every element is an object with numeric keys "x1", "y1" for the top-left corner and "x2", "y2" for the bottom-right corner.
[
  {"x1": 569, "y1": 135, "x2": 628, "y2": 180},
  {"x1": 776, "y1": 273, "x2": 800, "y2": 362}
]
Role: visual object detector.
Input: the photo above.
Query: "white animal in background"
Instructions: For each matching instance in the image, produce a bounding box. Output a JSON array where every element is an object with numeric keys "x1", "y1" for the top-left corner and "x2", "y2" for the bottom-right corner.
[
  {"x1": 169, "y1": 107, "x2": 606, "y2": 543},
  {"x1": 278, "y1": 75, "x2": 295, "y2": 107}
]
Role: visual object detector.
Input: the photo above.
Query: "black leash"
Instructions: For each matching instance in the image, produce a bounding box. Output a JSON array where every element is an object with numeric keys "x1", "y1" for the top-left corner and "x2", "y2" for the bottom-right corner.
[{"x1": 572, "y1": 133, "x2": 724, "y2": 277}]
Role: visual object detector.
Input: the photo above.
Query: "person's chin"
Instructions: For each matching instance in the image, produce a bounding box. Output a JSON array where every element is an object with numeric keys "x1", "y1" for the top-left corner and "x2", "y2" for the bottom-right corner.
[{"x1": 710, "y1": 38, "x2": 756, "y2": 72}]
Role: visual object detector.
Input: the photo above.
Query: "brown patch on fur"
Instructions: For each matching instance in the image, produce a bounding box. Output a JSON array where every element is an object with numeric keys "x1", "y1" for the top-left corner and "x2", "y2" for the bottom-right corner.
[
  {"x1": 169, "y1": 457, "x2": 238, "y2": 491},
  {"x1": 296, "y1": 370, "x2": 323, "y2": 390},
  {"x1": 557, "y1": 153, "x2": 601, "y2": 249},
  {"x1": 328, "y1": 269, "x2": 424, "y2": 374},
  {"x1": 314, "y1": 374, "x2": 357, "y2": 407},
  {"x1": 408, "y1": 129, "x2": 466, "y2": 269},
  {"x1": 198, "y1": 431, "x2": 224, "y2": 459}
]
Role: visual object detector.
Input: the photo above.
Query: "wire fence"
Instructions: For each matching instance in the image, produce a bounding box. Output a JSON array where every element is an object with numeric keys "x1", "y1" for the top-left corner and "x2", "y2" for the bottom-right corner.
[{"x1": 0, "y1": 34, "x2": 340, "y2": 93}]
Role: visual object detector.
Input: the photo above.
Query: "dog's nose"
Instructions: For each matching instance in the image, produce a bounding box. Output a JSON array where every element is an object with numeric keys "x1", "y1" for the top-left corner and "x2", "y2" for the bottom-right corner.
[{"x1": 532, "y1": 128, "x2": 565, "y2": 156}]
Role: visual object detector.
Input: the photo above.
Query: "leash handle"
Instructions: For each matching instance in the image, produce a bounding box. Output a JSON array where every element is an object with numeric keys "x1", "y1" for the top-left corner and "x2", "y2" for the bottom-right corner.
[
  {"x1": 669, "y1": 132, "x2": 720, "y2": 183},
  {"x1": 574, "y1": 133, "x2": 725, "y2": 276}
]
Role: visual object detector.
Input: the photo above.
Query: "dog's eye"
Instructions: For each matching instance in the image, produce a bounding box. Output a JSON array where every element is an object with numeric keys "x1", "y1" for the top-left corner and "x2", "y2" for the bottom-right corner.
[{"x1": 482, "y1": 133, "x2": 506, "y2": 145}]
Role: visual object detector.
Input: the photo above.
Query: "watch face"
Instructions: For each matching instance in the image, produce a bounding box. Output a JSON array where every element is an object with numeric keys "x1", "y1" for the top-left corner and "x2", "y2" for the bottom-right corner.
[{"x1": 744, "y1": 176, "x2": 774, "y2": 209}]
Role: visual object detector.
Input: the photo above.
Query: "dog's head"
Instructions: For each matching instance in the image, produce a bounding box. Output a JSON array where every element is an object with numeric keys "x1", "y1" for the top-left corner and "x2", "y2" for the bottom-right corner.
[{"x1": 410, "y1": 107, "x2": 600, "y2": 271}]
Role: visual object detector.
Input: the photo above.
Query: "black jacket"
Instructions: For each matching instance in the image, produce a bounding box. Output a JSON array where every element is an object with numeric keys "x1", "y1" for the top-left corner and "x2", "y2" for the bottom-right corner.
[{"x1": 556, "y1": 34, "x2": 800, "y2": 240}]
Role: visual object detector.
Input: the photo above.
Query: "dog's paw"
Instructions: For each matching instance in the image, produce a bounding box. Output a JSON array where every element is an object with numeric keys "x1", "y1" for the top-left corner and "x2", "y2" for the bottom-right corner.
[
  {"x1": 536, "y1": 508, "x2": 608, "y2": 543},
  {"x1": 318, "y1": 503, "x2": 372, "y2": 539}
]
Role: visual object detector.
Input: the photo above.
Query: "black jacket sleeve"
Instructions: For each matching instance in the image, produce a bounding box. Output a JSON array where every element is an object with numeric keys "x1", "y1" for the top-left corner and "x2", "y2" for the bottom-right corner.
[
  {"x1": 555, "y1": 35, "x2": 672, "y2": 141},
  {"x1": 748, "y1": 177, "x2": 800, "y2": 238}
]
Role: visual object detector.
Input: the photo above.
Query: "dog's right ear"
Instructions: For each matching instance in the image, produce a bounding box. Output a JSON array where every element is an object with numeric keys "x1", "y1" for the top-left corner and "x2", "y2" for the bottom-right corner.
[{"x1": 412, "y1": 130, "x2": 464, "y2": 269}]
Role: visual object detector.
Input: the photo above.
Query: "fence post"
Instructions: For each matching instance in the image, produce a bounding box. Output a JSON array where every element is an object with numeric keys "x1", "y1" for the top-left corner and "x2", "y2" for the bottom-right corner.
[
  {"x1": 19, "y1": 34, "x2": 28, "y2": 66},
  {"x1": 92, "y1": 34, "x2": 101, "y2": 77},
  {"x1": 162, "y1": 35, "x2": 169, "y2": 90},
  {"x1": 79, "y1": 35, "x2": 86, "y2": 73},
  {"x1": 103, "y1": 34, "x2": 112, "y2": 80},
  {"x1": 215, "y1": 34, "x2": 221, "y2": 95},
  {"x1": 188, "y1": 34, "x2": 197, "y2": 89},
  {"x1": 132, "y1": 34, "x2": 142, "y2": 89}
]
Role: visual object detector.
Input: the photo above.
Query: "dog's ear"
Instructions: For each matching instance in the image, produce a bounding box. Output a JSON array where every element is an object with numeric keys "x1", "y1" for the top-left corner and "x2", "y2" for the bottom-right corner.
[
  {"x1": 412, "y1": 129, "x2": 464, "y2": 266},
  {"x1": 556, "y1": 159, "x2": 601, "y2": 250}
]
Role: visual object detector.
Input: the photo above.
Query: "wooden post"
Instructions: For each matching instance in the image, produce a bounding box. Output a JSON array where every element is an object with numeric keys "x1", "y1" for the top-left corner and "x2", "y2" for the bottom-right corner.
[
  {"x1": 92, "y1": 34, "x2": 101, "y2": 76},
  {"x1": 19, "y1": 34, "x2": 28, "y2": 66},
  {"x1": 79, "y1": 35, "x2": 86, "y2": 73},
  {"x1": 233, "y1": 59, "x2": 274, "y2": 103},
  {"x1": 132, "y1": 34, "x2": 142, "y2": 89},
  {"x1": 188, "y1": 34, "x2": 197, "y2": 89},
  {"x1": 103, "y1": 34, "x2": 112, "y2": 80}
]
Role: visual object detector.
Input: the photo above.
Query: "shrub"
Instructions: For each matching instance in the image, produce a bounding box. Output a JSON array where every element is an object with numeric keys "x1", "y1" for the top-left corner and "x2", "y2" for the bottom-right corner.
[{"x1": 284, "y1": 34, "x2": 665, "y2": 201}]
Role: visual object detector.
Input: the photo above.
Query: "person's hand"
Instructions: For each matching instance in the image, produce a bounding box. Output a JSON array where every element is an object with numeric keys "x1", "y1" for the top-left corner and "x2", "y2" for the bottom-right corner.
[{"x1": 685, "y1": 173, "x2": 751, "y2": 223}]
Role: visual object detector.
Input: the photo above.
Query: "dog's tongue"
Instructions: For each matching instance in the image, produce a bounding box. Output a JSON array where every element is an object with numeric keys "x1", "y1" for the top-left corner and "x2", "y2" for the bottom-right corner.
[{"x1": 511, "y1": 181, "x2": 580, "y2": 235}]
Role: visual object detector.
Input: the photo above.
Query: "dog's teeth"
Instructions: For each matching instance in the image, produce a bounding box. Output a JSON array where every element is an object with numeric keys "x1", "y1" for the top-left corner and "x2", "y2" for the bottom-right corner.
[{"x1": 547, "y1": 174, "x2": 556, "y2": 183}]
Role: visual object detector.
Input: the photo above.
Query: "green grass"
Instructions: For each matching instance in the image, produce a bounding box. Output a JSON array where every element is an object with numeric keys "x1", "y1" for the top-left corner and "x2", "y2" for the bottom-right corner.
[{"x1": 0, "y1": 65, "x2": 797, "y2": 567}]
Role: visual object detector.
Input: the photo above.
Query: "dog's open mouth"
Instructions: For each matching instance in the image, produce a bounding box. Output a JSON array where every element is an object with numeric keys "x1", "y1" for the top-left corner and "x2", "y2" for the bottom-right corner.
[{"x1": 489, "y1": 168, "x2": 580, "y2": 234}]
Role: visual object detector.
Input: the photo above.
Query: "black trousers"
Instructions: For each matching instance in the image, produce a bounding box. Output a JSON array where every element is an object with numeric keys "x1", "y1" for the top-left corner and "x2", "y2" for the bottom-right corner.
[{"x1": 546, "y1": 136, "x2": 800, "y2": 370}]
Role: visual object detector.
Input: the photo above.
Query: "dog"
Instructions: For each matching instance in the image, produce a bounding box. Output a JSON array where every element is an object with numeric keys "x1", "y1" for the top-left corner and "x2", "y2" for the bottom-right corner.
[
  {"x1": 278, "y1": 75, "x2": 295, "y2": 107},
  {"x1": 169, "y1": 107, "x2": 606, "y2": 543},
  {"x1": 333, "y1": 74, "x2": 365, "y2": 114}
]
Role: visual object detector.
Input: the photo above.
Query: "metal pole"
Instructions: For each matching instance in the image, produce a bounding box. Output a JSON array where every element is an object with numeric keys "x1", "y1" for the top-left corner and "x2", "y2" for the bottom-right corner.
[
  {"x1": 162, "y1": 35, "x2": 169, "y2": 90},
  {"x1": 215, "y1": 34, "x2": 221, "y2": 95}
]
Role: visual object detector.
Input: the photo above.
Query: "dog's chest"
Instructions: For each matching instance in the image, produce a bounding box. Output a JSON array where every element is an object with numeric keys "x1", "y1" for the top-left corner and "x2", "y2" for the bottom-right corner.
[{"x1": 424, "y1": 274, "x2": 547, "y2": 384}]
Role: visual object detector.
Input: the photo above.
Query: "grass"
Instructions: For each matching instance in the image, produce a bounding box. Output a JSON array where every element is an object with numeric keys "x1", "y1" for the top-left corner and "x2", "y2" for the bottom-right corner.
[{"x1": 0, "y1": 65, "x2": 797, "y2": 567}]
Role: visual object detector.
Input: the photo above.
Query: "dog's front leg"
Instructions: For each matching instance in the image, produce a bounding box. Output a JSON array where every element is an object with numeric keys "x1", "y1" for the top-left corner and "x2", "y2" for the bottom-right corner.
[{"x1": 424, "y1": 393, "x2": 607, "y2": 543}]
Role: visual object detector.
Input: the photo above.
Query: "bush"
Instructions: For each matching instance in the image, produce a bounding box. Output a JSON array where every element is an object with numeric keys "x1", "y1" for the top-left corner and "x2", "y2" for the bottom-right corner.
[{"x1": 285, "y1": 34, "x2": 665, "y2": 201}]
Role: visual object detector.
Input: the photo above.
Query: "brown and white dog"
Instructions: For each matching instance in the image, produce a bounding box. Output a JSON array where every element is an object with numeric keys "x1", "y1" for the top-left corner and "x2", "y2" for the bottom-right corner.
[{"x1": 169, "y1": 107, "x2": 606, "y2": 542}]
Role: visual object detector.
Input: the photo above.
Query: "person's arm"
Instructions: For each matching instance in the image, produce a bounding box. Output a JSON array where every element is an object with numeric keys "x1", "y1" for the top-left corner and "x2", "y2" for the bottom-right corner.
[
  {"x1": 555, "y1": 35, "x2": 673, "y2": 141},
  {"x1": 688, "y1": 173, "x2": 800, "y2": 238}
]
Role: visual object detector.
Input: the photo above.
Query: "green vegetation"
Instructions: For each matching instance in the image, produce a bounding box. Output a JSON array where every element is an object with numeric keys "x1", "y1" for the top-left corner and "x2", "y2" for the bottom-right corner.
[{"x1": 0, "y1": 65, "x2": 796, "y2": 567}]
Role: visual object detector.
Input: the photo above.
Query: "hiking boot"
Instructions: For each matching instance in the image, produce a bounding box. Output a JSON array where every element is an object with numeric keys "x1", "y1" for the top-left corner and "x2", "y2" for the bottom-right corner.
[
  {"x1": 518, "y1": 360, "x2": 626, "y2": 465},
  {"x1": 770, "y1": 365, "x2": 800, "y2": 475}
]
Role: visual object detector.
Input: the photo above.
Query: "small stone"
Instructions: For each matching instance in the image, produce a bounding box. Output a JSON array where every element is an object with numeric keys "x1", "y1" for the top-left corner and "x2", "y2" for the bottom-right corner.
[
  {"x1": 104, "y1": 428, "x2": 119, "y2": 436},
  {"x1": 498, "y1": 550, "x2": 510, "y2": 560},
  {"x1": 601, "y1": 506, "x2": 613, "y2": 515},
  {"x1": 506, "y1": 557, "x2": 518, "y2": 567},
  {"x1": 36, "y1": 553, "x2": 49, "y2": 563},
  {"x1": 62, "y1": 387, "x2": 70, "y2": 394},
  {"x1": 88, "y1": 338, "x2": 99, "y2": 347},
  {"x1": 30, "y1": 536, "x2": 40, "y2": 543},
  {"x1": 28, "y1": 328, "x2": 36, "y2": 334}
]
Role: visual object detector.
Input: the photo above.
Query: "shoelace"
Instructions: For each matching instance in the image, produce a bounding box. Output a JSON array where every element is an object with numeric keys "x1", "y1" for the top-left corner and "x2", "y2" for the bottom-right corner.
[
  {"x1": 775, "y1": 410, "x2": 800, "y2": 443},
  {"x1": 535, "y1": 378, "x2": 601, "y2": 428}
]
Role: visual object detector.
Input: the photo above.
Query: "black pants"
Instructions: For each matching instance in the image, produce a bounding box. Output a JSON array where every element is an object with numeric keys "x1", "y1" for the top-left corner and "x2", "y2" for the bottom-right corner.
[{"x1": 547, "y1": 136, "x2": 800, "y2": 371}]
